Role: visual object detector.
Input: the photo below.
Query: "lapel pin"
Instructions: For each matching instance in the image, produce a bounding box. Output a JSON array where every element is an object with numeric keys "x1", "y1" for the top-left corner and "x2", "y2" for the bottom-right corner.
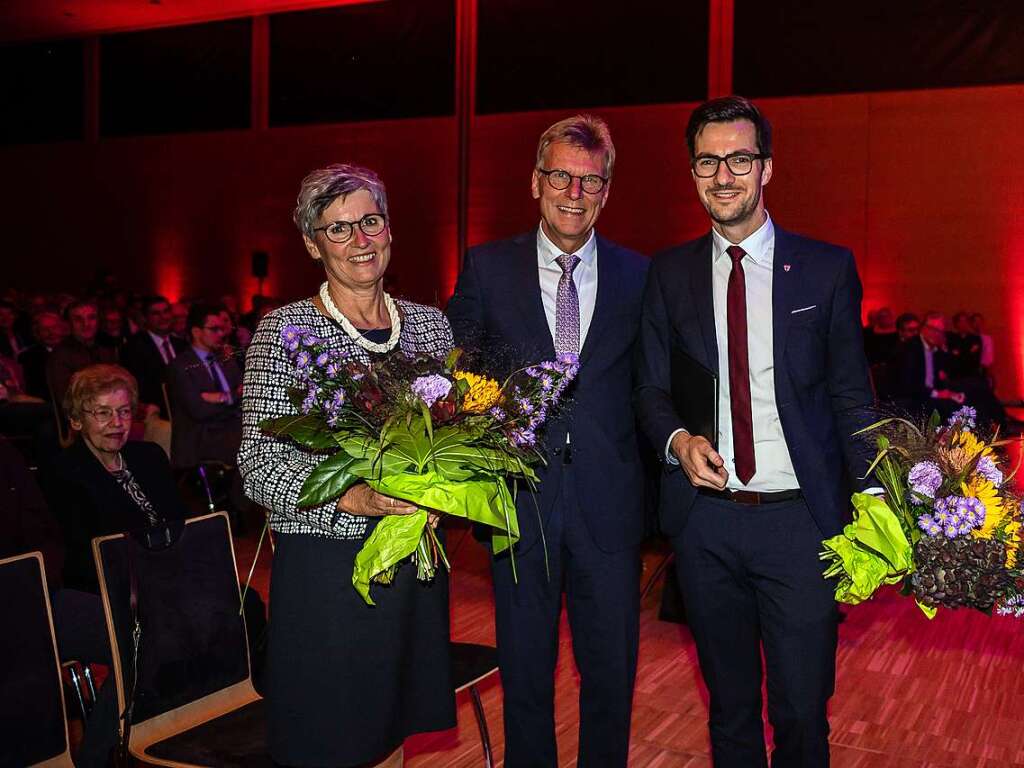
[{"x1": 783, "y1": 264, "x2": 791, "y2": 272}]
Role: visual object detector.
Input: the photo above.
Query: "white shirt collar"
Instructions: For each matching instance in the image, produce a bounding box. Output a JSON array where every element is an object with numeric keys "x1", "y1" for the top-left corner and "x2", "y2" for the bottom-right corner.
[
  {"x1": 536, "y1": 223, "x2": 597, "y2": 266},
  {"x1": 711, "y1": 211, "x2": 774, "y2": 267},
  {"x1": 147, "y1": 329, "x2": 171, "y2": 347}
]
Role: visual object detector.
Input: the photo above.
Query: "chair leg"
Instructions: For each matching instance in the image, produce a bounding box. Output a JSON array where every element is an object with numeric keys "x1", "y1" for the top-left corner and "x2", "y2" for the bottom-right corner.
[{"x1": 469, "y1": 684, "x2": 493, "y2": 768}]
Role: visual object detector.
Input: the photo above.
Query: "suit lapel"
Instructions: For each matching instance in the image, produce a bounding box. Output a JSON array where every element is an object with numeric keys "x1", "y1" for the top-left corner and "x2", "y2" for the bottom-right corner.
[
  {"x1": 510, "y1": 234, "x2": 556, "y2": 358},
  {"x1": 772, "y1": 228, "x2": 802, "y2": 374},
  {"x1": 579, "y1": 235, "x2": 616, "y2": 364},
  {"x1": 689, "y1": 234, "x2": 719, "y2": 372}
]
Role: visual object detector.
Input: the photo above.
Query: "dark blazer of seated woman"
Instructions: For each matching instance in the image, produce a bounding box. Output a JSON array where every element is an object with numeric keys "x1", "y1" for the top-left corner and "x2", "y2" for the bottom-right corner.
[
  {"x1": 43, "y1": 364, "x2": 190, "y2": 594},
  {"x1": 47, "y1": 437, "x2": 189, "y2": 593}
]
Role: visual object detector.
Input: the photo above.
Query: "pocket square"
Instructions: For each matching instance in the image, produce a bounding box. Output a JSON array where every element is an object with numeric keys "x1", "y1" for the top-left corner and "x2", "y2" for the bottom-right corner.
[{"x1": 791, "y1": 305, "x2": 817, "y2": 314}]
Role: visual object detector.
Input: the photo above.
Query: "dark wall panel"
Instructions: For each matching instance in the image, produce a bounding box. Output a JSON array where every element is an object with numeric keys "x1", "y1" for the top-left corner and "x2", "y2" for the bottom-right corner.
[
  {"x1": 269, "y1": 0, "x2": 455, "y2": 125},
  {"x1": 476, "y1": 0, "x2": 708, "y2": 114},
  {"x1": 0, "y1": 39, "x2": 83, "y2": 144},
  {"x1": 735, "y1": 0, "x2": 1024, "y2": 97},
  {"x1": 100, "y1": 19, "x2": 251, "y2": 137}
]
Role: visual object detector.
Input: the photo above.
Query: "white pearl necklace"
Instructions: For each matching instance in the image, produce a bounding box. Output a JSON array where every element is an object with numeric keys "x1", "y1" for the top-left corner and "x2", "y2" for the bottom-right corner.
[{"x1": 318, "y1": 281, "x2": 402, "y2": 354}]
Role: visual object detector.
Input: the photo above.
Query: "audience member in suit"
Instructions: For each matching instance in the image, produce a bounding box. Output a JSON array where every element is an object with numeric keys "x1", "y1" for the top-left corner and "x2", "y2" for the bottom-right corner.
[
  {"x1": 170, "y1": 300, "x2": 190, "y2": 340},
  {"x1": 121, "y1": 295, "x2": 187, "y2": 418},
  {"x1": 448, "y1": 115, "x2": 648, "y2": 767},
  {"x1": 18, "y1": 309, "x2": 66, "y2": 400},
  {"x1": 971, "y1": 312, "x2": 995, "y2": 370},
  {"x1": 41, "y1": 364, "x2": 188, "y2": 768},
  {"x1": 95, "y1": 306, "x2": 129, "y2": 362},
  {"x1": 863, "y1": 306, "x2": 900, "y2": 398},
  {"x1": 890, "y1": 312, "x2": 963, "y2": 420},
  {"x1": 896, "y1": 312, "x2": 921, "y2": 343},
  {"x1": 948, "y1": 310, "x2": 983, "y2": 379},
  {"x1": 45, "y1": 300, "x2": 117, "y2": 406},
  {"x1": 635, "y1": 96, "x2": 876, "y2": 768},
  {"x1": 167, "y1": 301, "x2": 243, "y2": 469},
  {"x1": 0, "y1": 299, "x2": 29, "y2": 359}
]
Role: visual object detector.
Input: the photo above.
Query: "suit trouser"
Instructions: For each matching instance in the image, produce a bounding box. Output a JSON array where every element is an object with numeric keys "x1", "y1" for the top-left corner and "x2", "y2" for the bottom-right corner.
[
  {"x1": 491, "y1": 469, "x2": 640, "y2": 768},
  {"x1": 673, "y1": 494, "x2": 838, "y2": 768}
]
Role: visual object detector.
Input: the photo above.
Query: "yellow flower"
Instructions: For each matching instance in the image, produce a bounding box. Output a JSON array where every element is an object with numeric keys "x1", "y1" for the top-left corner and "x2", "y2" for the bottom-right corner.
[
  {"x1": 942, "y1": 430, "x2": 992, "y2": 474},
  {"x1": 455, "y1": 370, "x2": 503, "y2": 413},
  {"x1": 965, "y1": 476, "x2": 1003, "y2": 539},
  {"x1": 1004, "y1": 520, "x2": 1021, "y2": 568}
]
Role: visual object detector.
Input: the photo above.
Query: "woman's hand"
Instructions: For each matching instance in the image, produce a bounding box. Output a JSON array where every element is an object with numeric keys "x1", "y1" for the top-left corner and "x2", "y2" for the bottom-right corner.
[{"x1": 338, "y1": 484, "x2": 418, "y2": 517}]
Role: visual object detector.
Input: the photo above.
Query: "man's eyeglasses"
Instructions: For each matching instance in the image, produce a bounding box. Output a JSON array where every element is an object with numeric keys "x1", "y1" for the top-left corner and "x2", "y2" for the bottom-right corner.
[
  {"x1": 313, "y1": 213, "x2": 387, "y2": 244},
  {"x1": 691, "y1": 152, "x2": 771, "y2": 178},
  {"x1": 536, "y1": 168, "x2": 608, "y2": 195},
  {"x1": 82, "y1": 406, "x2": 133, "y2": 424}
]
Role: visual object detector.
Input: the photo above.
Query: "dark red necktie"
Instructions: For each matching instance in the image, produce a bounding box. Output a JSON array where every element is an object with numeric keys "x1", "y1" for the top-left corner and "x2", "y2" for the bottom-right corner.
[{"x1": 726, "y1": 245, "x2": 756, "y2": 485}]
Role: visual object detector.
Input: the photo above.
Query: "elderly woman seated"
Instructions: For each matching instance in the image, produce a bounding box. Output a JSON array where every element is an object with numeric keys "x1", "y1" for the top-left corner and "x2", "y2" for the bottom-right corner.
[{"x1": 45, "y1": 363, "x2": 189, "y2": 593}]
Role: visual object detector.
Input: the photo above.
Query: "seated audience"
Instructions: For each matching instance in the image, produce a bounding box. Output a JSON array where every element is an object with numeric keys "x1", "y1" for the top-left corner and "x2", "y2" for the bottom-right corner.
[
  {"x1": 0, "y1": 353, "x2": 49, "y2": 438},
  {"x1": 96, "y1": 306, "x2": 129, "y2": 361},
  {"x1": 18, "y1": 309, "x2": 66, "y2": 400},
  {"x1": 896, "y1": 312, "x2": 921, "y2": 342},
  {"x1": 948, "y1": 310, "x2": 983, "y2": 379},
  {"x1": 46, "y1": 300, "x2": 117, "y2": 406},
  {"x1": 863, "y1": 306, "x2": 900, "y2": 366},
  {"x1": 121, "y1": 295, "x2": 186, "y2": 418},
  {"x1": 890, "y1": 312, "x2": 962, "y2": 419},
  {"x1": 0, "y1": 299, "x2": 29, "y2": 359},
  {"x1": 167, "y1": 302, "x2": 243, "y2": 470},
  {"x1": 171, "y1": 300, "x2": 190, "y2": 340}
]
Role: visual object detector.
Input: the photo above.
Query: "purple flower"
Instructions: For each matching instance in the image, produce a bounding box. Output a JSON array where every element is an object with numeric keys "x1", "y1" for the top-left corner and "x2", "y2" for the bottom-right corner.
[
  {"x1": 917, "y1": 513, "x2": 942, "y2": 536},
  {"x1": 326, "y1": 361, "x2": 343, "y2": 378},
  {"x1": 943, "y1": 523, "x2": 960, "y2": 539},
  {"x1": 281, "y1": 325, "x2": 302, "y2": 352},
  {"x1": 509, "y1": 427, "x2": 536, "y2": 447},
  {"x1": 410, "y1": 374, "x2": 453, "y2": 407},
  {"x1": 540, "y1": 375, "x2": 554, "y2": 392},
  {"x1": 976, "y1": 455, "x2": 1003, "y2": 486},
  {"x1": 959, "y1": 496, "x2": 986, "y2": 529},
  {"x1": 489, "y1": 406, "x2": 507, "y2": 421},
  {"x1": 996, "y1": 594, "x2": 1024, "y2": 618},
  {"x1": 948, "y1": 405, "x2": 977, "y2": 430},
  {"x1": 295, "y1": 350, "x2": 312, "y2": 369},
  {"x1": 325, "y1": 390, "x2": 345, "y2": 412},
  {"x1": 908, "y1": 460, "x2": 943, "y2": 500},
  {"x1": 517, "y1": 397, "x2": 534, "y2": 414},
  {"x1": 300, "y1": 385, "x2": 319, "y2": 415},
  {"x1": 299, "y1": 331, "x2": 320, "y2": 348},
  {"x1": 315, "y1": 351, "x2": 331, "y2": 368}
]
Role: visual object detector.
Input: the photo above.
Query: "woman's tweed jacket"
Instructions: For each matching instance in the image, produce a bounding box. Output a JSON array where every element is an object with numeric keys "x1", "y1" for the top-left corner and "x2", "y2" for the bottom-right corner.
[{"x1": 239, "y1": 298, "x2": 453, "y2": 539}]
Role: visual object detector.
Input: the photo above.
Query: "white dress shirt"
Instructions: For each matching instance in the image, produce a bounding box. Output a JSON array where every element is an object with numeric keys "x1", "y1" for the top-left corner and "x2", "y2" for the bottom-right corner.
[
  {"x1": 667, "y1": 213, "x2": 799, "y2": 492},
  {"x1": 536, "y1": 224, "x2": 598, "y2": 350},
  {"x1": 148, "y1": 330, "x2": 176, "y2": 363}
]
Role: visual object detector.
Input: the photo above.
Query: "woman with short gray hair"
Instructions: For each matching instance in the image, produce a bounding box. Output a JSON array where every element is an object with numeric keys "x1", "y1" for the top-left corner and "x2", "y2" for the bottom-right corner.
[{"x1": 239, "y1": 163, "x2": 455, "y2": 768}]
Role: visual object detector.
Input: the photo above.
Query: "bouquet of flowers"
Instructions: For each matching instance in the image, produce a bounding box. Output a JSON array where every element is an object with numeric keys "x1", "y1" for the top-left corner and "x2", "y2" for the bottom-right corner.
[
  {"x1": 821, "y1": 406, "x2": 1024, "y2": 618},
  {"x1": 261, "y1": 325, "x2": 579, "y2": 604}
]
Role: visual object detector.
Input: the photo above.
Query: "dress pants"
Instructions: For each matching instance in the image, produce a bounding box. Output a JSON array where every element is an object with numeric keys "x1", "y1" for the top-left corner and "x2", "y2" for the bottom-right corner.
[
  {"x1": 673, "y1": 494, "x2": 838, "y2": 768},
  {"x1": 491, "y1": 467, "x2": 640, "y2": 767}
]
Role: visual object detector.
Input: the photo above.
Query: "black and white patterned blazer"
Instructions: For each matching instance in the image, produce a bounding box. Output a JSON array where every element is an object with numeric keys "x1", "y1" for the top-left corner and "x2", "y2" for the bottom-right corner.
[{"x1": 239, "y1": 298, "x2": 454, "y2": 539}]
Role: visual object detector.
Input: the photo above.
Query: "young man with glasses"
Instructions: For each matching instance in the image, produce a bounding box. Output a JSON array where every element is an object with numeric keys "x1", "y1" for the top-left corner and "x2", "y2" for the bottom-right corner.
[
  {"x1": 635, "y1": 96, "x2": 876, "y2": 767},
  {"x1": 447, "y1": 114, "x2": 648, "y2": 767}
]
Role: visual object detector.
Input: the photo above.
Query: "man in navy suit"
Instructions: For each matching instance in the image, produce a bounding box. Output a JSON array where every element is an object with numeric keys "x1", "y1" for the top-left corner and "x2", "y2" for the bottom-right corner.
[
  {"x1": 447, "y1": 115, "x2": 648, "y2": 767},
  {"x1": 635, "y1": 96, "x2": 875, "y2": 767}
]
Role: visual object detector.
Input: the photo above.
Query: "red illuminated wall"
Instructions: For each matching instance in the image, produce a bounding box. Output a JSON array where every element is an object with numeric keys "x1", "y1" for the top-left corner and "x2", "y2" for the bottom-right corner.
[{"x1": 3, "y1": 85, "x2": 1023, "y2": 398}]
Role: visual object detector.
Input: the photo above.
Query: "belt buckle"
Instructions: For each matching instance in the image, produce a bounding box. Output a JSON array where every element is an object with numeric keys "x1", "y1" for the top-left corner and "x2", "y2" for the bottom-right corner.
[{"x1": 731, "y1": 490, "x2": 761, "y2": 504}]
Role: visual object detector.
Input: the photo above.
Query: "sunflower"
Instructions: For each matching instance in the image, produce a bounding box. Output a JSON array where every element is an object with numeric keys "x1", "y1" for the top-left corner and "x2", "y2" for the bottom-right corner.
[
  {"x1": 965, "y1": 476, "x2": 1004, "y2": 539},
  {"x1": 943, "y1": 429, "x2": 993, "y2": 474},
  {"x1": 455, "y1": 370, "x2": 503, "y2": 413}
]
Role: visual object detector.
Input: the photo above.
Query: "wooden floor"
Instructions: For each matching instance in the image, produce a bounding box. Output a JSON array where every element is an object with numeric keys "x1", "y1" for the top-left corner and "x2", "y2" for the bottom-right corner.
[{"x1": 236, "y1": 524, "x2": 1024, "y2": 768}]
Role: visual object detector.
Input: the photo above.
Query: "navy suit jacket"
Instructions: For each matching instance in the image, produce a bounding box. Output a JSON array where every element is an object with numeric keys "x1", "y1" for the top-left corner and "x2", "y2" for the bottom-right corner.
[
  {"x1": 447, "y1": 231, "x2": 649, "y2": 553},
  {"x1": 634, "y1": 228, "x2": 875, "y2": 539},
  {"x1": 167, "y1": 347, "x2": 243, "y2": 469}
]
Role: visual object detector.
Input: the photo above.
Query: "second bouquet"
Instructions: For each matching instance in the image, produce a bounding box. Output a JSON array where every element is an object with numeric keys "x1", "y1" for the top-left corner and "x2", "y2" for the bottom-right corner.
[{"x1": 261, "y1": 325, "x2": 579, "y2": 604}]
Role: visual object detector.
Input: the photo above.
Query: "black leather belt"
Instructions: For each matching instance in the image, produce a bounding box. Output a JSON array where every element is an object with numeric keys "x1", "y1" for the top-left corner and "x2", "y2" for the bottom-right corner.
[{"x1": 698, "y1": 488, "x2": 802, "y2": 505}]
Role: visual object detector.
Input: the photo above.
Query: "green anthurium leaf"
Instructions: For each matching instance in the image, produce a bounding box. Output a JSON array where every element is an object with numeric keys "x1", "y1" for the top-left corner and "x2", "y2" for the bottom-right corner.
[
  {"x1": 297, "y1": 451, "x2": 361, "y2": 507},
  {"x1": 260, "y1": 414, "x2": 338, "y2": 451}
]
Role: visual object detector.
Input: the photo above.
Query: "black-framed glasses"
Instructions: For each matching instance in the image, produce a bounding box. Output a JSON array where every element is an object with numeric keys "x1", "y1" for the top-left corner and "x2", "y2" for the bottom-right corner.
[
  {"x1": 536, "y1": 168, "x2": 608, "y2": 195},
  {"x1": 691, "y1": 152, "x2": 771, "y2": 178},
  {"x1": 82, "y1": 406, "x2": 133, "y2": 423},
  {"x1": 313, "y1": 213, "x2": 388, "y2": 244}
]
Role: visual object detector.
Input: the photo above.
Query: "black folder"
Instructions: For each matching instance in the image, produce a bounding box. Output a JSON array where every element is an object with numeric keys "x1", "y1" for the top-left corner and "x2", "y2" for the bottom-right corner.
[{"x1": 669, "y1": 346, "x2": 719, "y2": 449}]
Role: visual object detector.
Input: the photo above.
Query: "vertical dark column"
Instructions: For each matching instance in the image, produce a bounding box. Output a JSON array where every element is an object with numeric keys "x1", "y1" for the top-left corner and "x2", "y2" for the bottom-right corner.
[
  {"x1": 708, "y1": 0, "x2": 734, "y2": 98},
  {"x1": 251, "y1": 15, "x2": 270, "y2": 131},
  {"x1": 455, "y1": 0, "x2": 478, "y2": 276},
  {"x1": 84, "y1": 37, "x2": 100, "y2": 142}
]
